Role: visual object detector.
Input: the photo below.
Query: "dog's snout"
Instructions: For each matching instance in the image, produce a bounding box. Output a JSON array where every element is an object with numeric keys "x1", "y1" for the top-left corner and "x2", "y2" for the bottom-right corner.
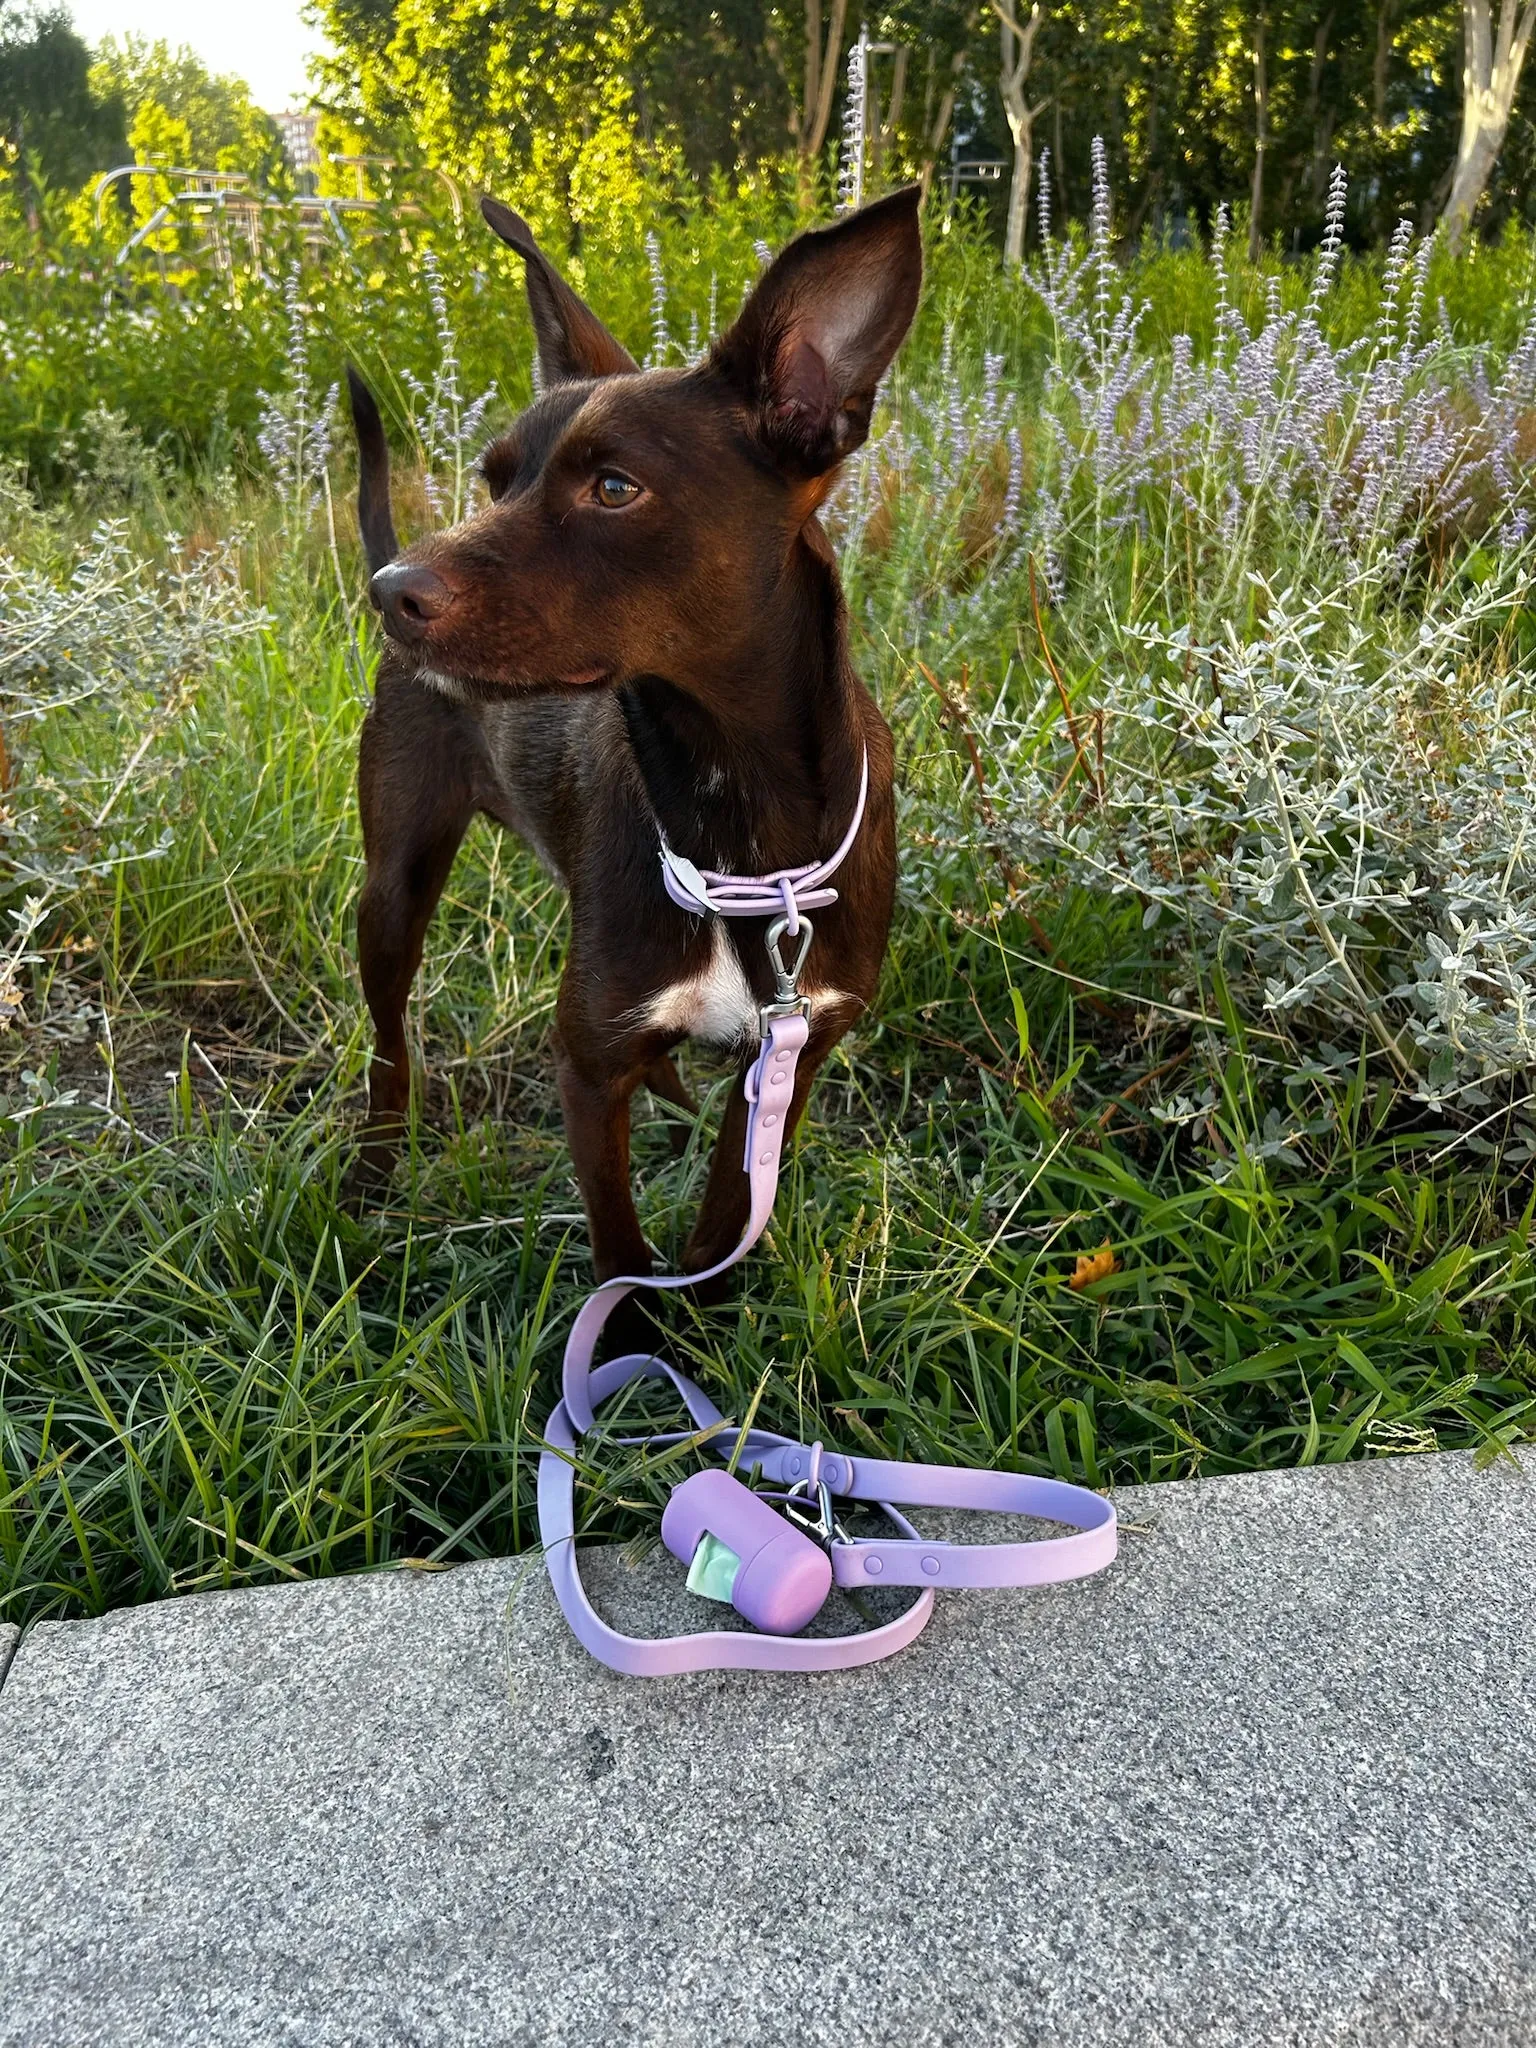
[{"x1": 370, "y1": 563, "x2": 457, "y2": 644}]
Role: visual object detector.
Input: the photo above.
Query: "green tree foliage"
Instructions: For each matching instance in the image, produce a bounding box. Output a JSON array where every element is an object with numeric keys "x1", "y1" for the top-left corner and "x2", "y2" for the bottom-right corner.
[
  {"x1": 311, "y1": 0, "x2": 1523, "y2": 246},
  {"x1": 0, "y1": 2, "x2": 125, "y2": 226},
  {"x1": 90, "y1": 35, "x2": 288, "y2": 190},
  {"x1": 312, "y1": 0, "x2": 804, "y2": 235},
  {"x1": 315, "y1": 0, "x2": 660, "y2": 238}
]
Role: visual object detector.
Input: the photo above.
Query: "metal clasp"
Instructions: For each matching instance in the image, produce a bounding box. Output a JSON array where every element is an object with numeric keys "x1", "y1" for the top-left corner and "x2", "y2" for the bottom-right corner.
[
  {"x1": 784, "y1": 1442, "x2": 850, "y2": 1550},
  {"x1": 784, "y1": 1476, "x2": 836, "y2": 1544},
  {"x1": 761, "y1": 915, "x2": 813, "y2": 1032}
]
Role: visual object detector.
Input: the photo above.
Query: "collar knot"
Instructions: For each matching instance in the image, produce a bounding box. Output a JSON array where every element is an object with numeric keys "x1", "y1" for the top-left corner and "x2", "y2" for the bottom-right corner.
[{"x1": 657, "y1": 749, "x2": 870, "y2": 929}]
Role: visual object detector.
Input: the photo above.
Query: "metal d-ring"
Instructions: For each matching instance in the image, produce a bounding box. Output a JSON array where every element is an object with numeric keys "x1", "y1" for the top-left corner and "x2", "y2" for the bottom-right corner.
[{"x1": 764, "y1": 915, "x2": 814, "y2": 1003}]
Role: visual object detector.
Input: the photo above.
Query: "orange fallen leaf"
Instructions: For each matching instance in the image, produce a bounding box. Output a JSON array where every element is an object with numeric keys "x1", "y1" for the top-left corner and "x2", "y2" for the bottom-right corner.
[{"x1": 1069, "y1": 1241, "x2": 1118, "y2": 1291}]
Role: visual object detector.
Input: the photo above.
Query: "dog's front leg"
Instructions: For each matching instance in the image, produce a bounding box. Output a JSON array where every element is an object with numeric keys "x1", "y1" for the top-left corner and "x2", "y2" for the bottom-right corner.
[{"x1": 555, "y1": 1036, "x2": 654, "y2": 1284}]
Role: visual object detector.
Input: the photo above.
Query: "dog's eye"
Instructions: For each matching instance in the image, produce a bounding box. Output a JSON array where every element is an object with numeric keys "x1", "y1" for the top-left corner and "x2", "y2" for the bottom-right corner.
[{"x1": 594, "y1": 473, "x2": 641, "y2": 509}]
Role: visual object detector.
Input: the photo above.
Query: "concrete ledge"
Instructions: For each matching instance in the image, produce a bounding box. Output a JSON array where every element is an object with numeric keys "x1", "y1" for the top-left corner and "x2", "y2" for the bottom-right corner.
[
  {"x1": 0, "y1": 1451, "x2": 1532, "y2": 2047},
  {"x1": 0, "y1": 1623, "x2": 16, "y2": 1693}
]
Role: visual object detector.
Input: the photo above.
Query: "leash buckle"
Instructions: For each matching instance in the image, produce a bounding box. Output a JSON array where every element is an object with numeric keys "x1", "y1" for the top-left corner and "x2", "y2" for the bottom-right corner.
[{"x1": 759, "y1": 994, "x2": 811, "y2": 1035}]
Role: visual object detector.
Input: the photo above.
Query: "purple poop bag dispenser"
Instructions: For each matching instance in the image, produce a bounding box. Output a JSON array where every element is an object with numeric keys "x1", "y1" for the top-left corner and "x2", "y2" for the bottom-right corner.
[{"x1": 661, "y1": 1468, "x2": 832, "y2": 1635}]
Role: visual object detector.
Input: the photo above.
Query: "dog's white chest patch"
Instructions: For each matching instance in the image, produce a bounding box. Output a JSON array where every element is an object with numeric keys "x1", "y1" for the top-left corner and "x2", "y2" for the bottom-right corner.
[
  {"x1": 638, "y1": 923, "x2": 862, "y2": 1051},
  {"x1": 642, "y1": 923, "x2": 759, "y2": 1048}
]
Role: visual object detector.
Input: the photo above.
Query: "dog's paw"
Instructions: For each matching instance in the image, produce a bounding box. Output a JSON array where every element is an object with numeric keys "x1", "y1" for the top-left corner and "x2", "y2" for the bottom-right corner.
[
  {"x1": 600, "y1": 1294, "x2": 668, "y2": 1362},
  {"x1": 341, "y1": 1139, "x2": 397, "y2": 1216}
]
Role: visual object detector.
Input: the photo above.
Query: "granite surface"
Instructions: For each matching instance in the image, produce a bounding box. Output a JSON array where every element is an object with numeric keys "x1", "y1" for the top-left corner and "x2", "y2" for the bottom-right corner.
[{"x1": 0, "y1": 1451, "x2": 1531, "y2": 2047}]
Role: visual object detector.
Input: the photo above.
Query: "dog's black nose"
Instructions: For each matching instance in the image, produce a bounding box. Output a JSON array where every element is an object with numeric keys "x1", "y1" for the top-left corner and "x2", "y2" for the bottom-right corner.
[{"x1": 370, "y1": 563, "x2": 456, "y2": 644}]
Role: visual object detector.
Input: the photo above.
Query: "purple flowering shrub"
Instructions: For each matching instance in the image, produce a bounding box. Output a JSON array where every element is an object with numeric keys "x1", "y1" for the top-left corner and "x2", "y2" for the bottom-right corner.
[
  {"x1": 851, "y1": 151, "x2": 1536, "y2": 1118},
  {"x1": 258, "y1": 252, "x2": 496, "y2": 535},
  {"x1": 1024, "y1": 150, "x2": 1536, "y2": 598},
  {"x1": 397, "y1": 250, "x2": 497, "y2": 525},
  {"x1": 255, "y1": 268, "x2": 339, "y2": 533}
]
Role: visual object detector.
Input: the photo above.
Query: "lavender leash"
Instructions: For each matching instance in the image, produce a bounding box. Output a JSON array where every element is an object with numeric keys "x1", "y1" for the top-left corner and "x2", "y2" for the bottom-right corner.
[{"x1": 537, "y1": 754, "x2": 1117, "y2": 1675}]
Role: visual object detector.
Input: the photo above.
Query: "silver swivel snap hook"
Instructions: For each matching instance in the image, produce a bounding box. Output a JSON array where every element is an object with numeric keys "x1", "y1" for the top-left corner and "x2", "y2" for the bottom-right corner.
[
  {"x1": 784, "y1": 1442, "x2": 848, "y2": 1550},
  {"x1": 763, "y1": 914, "x2": 814, "y2": 1025}
]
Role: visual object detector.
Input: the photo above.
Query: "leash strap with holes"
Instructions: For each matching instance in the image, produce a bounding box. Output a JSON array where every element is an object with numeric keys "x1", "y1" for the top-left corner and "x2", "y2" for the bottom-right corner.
[{"x1": 536, "y1": 752, "x2": 1117, "y2": 1675}]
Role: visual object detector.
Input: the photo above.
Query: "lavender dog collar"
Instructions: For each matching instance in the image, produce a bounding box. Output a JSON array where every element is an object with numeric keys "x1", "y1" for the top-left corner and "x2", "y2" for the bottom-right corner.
[
  {"x1": 657, "y1": 750, "x2": 871, "y2": 935},
  {"x1": 537, "y1": 759, "x2": 1117, "y2": 1674}
]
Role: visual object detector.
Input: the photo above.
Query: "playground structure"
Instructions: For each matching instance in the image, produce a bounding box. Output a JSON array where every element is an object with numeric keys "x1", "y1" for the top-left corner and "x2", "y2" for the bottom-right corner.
[
  {"x1": 90, "y1": 159, "x2": 464, "y2": 277},
  {"x1": 948, "y1": 133, "x2": 1008, "y2": 203}
]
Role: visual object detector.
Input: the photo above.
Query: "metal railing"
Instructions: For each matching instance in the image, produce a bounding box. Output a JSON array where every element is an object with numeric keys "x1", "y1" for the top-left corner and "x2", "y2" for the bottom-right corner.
[{"x1": 90, "y1": 159, "x2": 464, "y2": 276}]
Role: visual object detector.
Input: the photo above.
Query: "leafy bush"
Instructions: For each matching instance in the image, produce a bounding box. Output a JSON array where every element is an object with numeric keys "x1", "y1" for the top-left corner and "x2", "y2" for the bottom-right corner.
[
  {"x1": 848, "y1": 159, "x2": 1536, "y2": 1121},
  {"x1": 0, "y1": 490, "x2": 268, "y2": 1053}
]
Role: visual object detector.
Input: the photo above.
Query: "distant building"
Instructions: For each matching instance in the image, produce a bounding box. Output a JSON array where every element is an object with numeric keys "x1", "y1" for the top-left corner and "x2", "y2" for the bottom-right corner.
[{"x1": 277, "y1": 112, "x2": 319, "y2": 178}]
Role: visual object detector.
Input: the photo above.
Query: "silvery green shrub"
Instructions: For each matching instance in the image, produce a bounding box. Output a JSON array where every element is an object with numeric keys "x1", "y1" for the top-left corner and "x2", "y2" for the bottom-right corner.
[
  {"x1": 862, "y1": 155, "x2": 1536, "y2": 1112},
  {"x1": 55, "y1": 407, "x2": 167, "y2": 513},
  {"x1": 981, "y1": 565, "x2": 1536, "y2": 1109},
  {"x1": 0, "y1": 510, "x2": 268, "y2": 1043}
]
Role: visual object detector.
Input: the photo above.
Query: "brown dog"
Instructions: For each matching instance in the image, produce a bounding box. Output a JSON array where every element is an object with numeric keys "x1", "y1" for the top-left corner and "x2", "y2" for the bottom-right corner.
[{"x1": 352, "y1": 188, "x2": 922, "y2": 1292}]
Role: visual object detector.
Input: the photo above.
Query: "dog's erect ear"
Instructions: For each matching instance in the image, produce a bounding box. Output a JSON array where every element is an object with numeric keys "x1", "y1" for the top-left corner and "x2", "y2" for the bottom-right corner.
[
  {"x1": 712, "y1": 186, "x2": 923, "y2": 475},
  {"x1": 480, "y1": 195, "x2": 638, "y2": 386}
]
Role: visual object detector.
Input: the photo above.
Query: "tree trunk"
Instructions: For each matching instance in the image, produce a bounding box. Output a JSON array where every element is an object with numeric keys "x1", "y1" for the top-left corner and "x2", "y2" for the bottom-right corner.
[
  {"x1": 805, "y1": 0, "x2": 822, "y2": 136},
  {"x1": 1444, "y1": 116, "x2": 1506, "y2": 239},
  {"x1": 1305, "y1": 10, "x2": 1336, "y2": 204},
  {"x1": 803, "y1": 0, "x2": 850, "y2": 196},
  {"x1": 1005, "y1": 116, "x2": 1033, "y2": 265},
  {"x1": 918, "y1": 7, "x2": 982, "y2": 199},
  {"x1": 767, "y1": 0, "x2": 852, "y2": 205},
  {"x1": 1305, "y1": 111, "x2": 1338, "y2": 212},
  {"x1": 1373, "y1": 0, "x2": 1395, "y2": 124},
  {"x1": 1249, "y1": 5, "x2": 1269, "y2": 262},
  {"x1": 994, "y1": 0, "x2": 1045, "y2": 267},
  {"x1": 1442, "y1": 0, "x2": 1536, "y2": 245}
]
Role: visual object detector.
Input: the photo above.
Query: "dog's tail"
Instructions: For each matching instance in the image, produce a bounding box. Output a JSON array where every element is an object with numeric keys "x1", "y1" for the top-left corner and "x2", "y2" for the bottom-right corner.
[{"x1": 346, "y1": 365, "x2": 401, "y2": 577}]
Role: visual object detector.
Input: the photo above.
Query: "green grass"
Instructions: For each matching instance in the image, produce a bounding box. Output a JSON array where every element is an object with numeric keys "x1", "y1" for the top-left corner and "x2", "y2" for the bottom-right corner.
[
  {"x1": 4, "y1": 559, "x2": 1534, "y2": 1628},
  {"x1": 5, "y1": 191, "x2": 1536, "y2": 1627}
]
